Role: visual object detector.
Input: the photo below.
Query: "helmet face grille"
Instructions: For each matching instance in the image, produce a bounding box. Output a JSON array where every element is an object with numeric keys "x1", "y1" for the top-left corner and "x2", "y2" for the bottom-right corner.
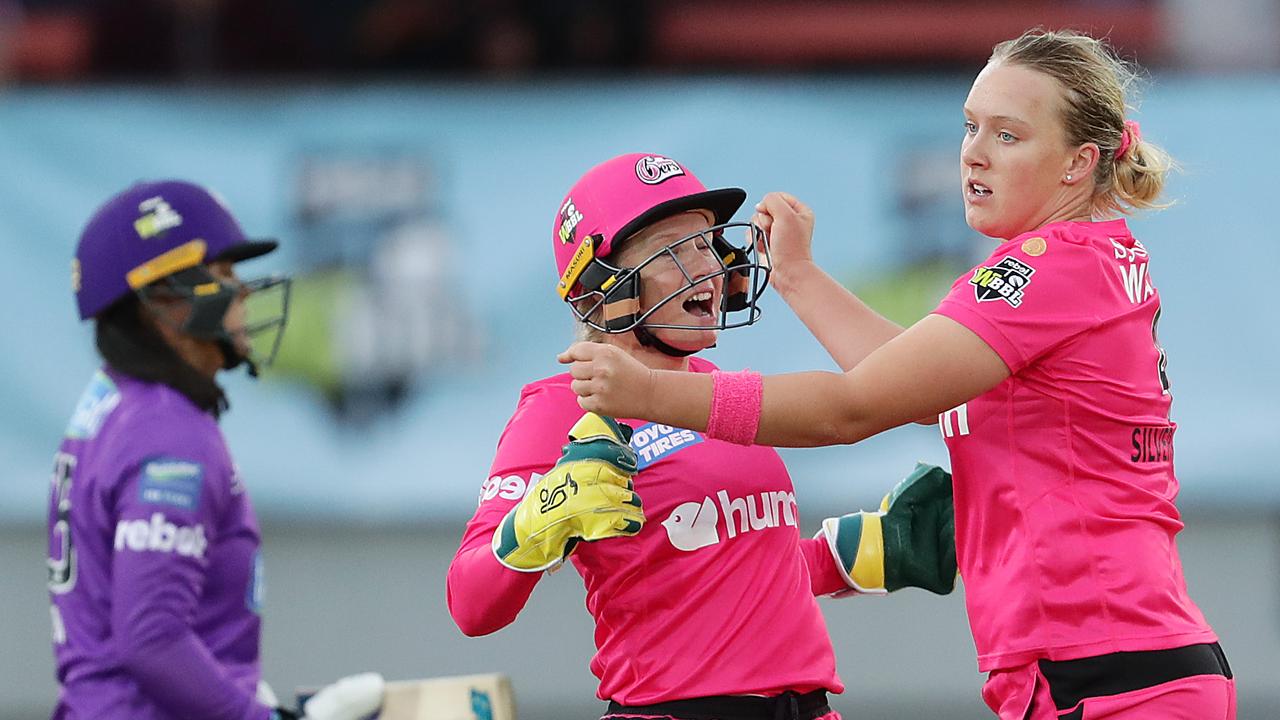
[
  {"x1": 138, "y1": 268, "x2": 292, "y2": 374},
  {"x1": 567, "y1": 221, "x2": 771, "y2": 334}
]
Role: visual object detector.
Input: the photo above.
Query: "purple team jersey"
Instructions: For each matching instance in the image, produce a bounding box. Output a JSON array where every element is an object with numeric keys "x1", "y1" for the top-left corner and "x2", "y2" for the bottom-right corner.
[{"x1": 48, "y1": 368, "x2": 271, "y2": 720}]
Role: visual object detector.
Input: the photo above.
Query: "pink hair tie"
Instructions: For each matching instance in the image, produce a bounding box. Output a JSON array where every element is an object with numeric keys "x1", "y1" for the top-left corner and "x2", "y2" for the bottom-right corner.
[
  {"x1": 705, "y1": 370, "x2": 763, "y2": 446},
  {"x1": 1116, "y1": 119, "x2": 1142, "y2": 160}
]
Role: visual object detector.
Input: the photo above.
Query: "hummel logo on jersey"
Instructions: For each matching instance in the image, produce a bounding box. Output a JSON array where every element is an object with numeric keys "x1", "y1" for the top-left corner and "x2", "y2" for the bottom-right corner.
[
  {"x1": 663, "y1": 497, "x2": 720, "y2": 551},
  {"x1": 662, "y1": 489, "x2": 799, "y2": 552},
  {"x1": 114, "y1": 513, "x2": 208, "y2": 559},
  {"x1": 939, "y1": 404, "x2": 970, "y2": 438},
  {"x1": 970, "y1": 257, "x2": 1035, "y2": 307}
]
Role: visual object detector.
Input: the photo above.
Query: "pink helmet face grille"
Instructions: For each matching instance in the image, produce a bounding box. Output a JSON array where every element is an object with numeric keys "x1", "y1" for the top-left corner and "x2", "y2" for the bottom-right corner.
[{"x1": 566, "y1": 220, "x2": 772, "y2": 334}]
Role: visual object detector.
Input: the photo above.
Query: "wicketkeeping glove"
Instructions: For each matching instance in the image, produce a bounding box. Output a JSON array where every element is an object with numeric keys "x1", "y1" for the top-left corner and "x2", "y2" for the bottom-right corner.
[
  {"x1": 492, "y1": 413, "x2": 644, "y2": 572},
  {"x1": 819, "y1": 462, "x2": 957, "y2": 595}
]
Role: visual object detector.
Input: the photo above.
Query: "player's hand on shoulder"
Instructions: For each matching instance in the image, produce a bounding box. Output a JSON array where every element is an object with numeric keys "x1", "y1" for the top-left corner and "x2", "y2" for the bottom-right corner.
[
  {"x1": 492, "y1": 412, "x2": 645, "y2": 572},
  {"x1": 557, "y1": 342, "x2": 655, "y2": 419}
]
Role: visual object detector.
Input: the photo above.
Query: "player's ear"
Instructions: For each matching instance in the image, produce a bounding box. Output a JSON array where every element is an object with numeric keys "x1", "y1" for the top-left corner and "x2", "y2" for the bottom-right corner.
[{"x1": 1064, "y1": 142, "x2": 1100, "y2": 185}]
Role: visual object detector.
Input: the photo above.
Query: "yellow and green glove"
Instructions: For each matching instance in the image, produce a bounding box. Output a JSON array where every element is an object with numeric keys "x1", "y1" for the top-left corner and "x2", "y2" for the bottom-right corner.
[
  {"x1": 820, "y1": 462, "x2": 957, "y2": 595},
  {"x1": 492, "y1": 413, "x2": 645, "y2": 572}
]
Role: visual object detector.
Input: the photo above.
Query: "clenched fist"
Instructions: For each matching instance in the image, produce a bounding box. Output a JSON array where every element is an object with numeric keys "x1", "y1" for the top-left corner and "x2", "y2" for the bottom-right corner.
[
  {"x1": 752, "y1": 192, "x2": 816, "y2": 292},
  {"x1": 557, "y1": 341, "x2": 655, "y2": 419}
]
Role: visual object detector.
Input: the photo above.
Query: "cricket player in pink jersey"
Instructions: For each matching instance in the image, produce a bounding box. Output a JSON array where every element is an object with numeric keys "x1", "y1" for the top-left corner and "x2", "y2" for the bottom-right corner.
[
  {"x1": 560, "y1": 31, "x2": 1236, "y2": 720},
  {"x1": 447, "y1": 153, "x2": 958, "y2": 720}
]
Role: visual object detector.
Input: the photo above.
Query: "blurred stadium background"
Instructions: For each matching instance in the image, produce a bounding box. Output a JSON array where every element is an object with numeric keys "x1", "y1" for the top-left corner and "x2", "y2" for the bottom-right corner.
[{"x1": 2, "y1": 1, "x2": 1278, "y2": 718}]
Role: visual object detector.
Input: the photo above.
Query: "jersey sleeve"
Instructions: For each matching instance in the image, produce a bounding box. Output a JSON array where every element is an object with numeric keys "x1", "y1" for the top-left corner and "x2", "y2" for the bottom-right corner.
[
  {"x1": 107, "y1": 447, "x2": 266, "y2": 720},
  {"x1": 798, "y1": 536, "x2": 849, "y2": 597},
  {"x1": 932, "y1": 232, "x2": 1107, "y2": 374},
  {"x1": 446, "y1": 382, "x2": 572, "y2": 637}
]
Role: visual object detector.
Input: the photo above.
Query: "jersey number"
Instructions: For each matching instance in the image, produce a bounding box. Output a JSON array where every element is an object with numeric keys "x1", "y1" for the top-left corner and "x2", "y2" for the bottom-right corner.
[
  {"x1": 1152, "y1": 307, "x2": 1171, "y2": 396},
  {"x1": 47, "y1": 452, "x2": 77, "y2": 595}
]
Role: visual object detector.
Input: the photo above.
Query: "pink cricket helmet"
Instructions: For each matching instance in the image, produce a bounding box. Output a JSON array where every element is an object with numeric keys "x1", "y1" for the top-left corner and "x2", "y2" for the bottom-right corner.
[{"x1": 551, "y1": 153, "x2": 769, "y2": 338}]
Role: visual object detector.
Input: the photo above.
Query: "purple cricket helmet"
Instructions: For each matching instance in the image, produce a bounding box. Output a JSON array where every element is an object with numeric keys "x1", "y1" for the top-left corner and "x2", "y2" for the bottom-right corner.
[
  {"x1": 73, "y1": 180, "x2": 290, "y2": 376},
  {"x1": 73, "y1": 180, "x2": 278, "y2": 320}
]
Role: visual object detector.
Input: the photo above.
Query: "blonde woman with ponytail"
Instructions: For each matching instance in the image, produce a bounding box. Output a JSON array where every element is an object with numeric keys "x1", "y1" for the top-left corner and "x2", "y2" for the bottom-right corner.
[{"x1": 561, "y1": 28, "x2": 1236, "y2": 719}]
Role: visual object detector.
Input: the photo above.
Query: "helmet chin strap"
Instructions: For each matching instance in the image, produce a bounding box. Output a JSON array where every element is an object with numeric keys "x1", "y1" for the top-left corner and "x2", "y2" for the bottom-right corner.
[{"x1": 632, "y1": 325, "x2": 712, "y2": 358}]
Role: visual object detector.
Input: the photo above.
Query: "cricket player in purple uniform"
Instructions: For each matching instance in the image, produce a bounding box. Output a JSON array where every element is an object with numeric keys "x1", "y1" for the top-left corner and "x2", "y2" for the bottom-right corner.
[{"x1": 48, "y1": 181, "x2": 380, "y2": 720}]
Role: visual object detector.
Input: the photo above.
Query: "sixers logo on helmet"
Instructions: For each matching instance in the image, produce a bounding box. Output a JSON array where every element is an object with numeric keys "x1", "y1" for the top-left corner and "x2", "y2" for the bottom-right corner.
[{"x1": 634, "y1": 155, "x2": 685, "y2": 185}]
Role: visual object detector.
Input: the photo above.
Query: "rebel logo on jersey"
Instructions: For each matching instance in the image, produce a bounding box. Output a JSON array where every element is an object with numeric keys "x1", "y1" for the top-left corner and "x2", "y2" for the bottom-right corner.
[
  {"x1": 113, "y1": 513, "x2": 208, "y2": 559},
  {"x1": 970, "y1": 256, "x2": 1035, "y2": 307}
]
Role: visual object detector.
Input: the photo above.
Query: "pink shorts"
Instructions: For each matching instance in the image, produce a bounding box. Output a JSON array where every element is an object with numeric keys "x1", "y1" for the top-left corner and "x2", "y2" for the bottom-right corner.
[{"x1": 982, "y1": 643, "x2": 1236, "y2": 719}]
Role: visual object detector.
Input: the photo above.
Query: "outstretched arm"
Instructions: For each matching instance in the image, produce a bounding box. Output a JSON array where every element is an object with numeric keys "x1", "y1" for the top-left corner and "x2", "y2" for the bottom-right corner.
[{"x1": 560, "y1": 313, "x2": 1009, "y2": 448}]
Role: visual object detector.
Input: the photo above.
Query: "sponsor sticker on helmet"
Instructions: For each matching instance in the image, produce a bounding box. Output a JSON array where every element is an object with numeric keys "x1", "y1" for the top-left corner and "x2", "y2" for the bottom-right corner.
[
  {"x1": 969, "y1": 256, "x2": 1035, "y2": 307},
  {"x1": 558, "y1": 198, "x2": 584, "y2": 245},
  {"x1": 634, "y1": 155, "x2": 685, "y2": 185},
  {"x1": 133, "y1": 196, "x2": 183, "y2": 239},
  {"x1": 557, "y1": 234, "x2": 597, "y2": 299}
]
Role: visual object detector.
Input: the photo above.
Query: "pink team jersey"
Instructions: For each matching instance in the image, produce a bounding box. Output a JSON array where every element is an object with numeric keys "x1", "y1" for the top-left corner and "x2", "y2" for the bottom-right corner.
[
  {"x1": 447, "y1": 356, "x2": 847, "y2": 705},
  {"x1": 932, "y1": 218, "x2": 1217, "y2": 672}
]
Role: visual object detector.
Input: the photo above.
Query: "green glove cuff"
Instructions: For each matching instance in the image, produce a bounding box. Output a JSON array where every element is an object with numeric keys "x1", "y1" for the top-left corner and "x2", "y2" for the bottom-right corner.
[
  {"x1": 823, "y1": 462, "x2": 958, "y2": 596},
  {"x1": 557, "y1": 437, "x2": 638, "y2": 475},
  {"x1": 821, "y1": 511, "x2": 887, "y2": 595}
]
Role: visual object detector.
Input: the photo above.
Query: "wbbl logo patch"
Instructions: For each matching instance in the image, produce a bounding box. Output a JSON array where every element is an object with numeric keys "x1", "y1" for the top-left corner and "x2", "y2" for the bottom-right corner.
[
  {"x1": 970, "y1": 256, "x2": 1035, "y2": 307},
  {"x1": 558, "y1": 197, "x2": 583, "y2": 245}
]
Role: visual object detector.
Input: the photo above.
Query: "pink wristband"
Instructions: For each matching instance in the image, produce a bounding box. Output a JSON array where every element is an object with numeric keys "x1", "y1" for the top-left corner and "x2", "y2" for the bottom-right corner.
[{"x1": 705, "y1": 370, "x2": 764, "y2": 446}]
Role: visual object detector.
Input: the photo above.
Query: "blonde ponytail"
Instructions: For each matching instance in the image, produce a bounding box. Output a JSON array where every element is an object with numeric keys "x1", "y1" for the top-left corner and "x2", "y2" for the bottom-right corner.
[{"x1": 1103, "y1": 132, "x2": 1174, "y2": 215}]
